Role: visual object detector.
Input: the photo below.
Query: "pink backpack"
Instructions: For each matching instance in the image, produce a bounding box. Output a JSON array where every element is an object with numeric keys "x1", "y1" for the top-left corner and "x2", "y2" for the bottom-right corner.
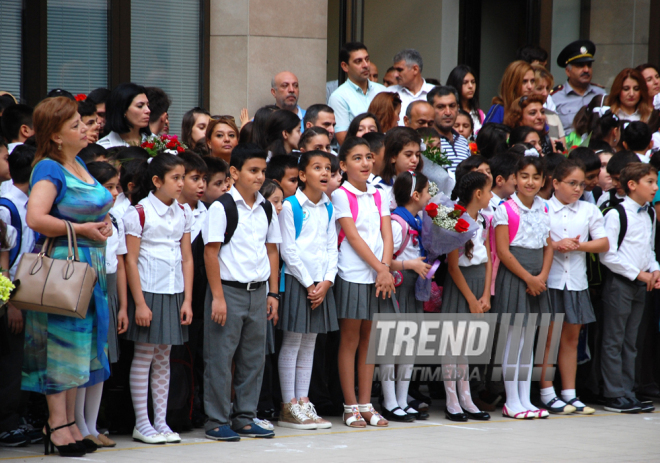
[
  {"x1": 489, "y1": 198, "x2": 548, "y2": 295},
  {"x1": 337, "y1": 186, "x2": 383, "y2": 248}
]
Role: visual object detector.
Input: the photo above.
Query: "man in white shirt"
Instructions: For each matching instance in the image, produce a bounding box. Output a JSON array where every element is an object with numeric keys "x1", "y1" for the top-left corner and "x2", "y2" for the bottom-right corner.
[
  {"x1": 328, "y1": 42, "x2": 386, "y2": 145},
  {"x1": 387, "y1": 49, "x2": 436, "y2": 125},
  {"x1": 271, "y1": 71, "x2": 305, "y2": 130}
]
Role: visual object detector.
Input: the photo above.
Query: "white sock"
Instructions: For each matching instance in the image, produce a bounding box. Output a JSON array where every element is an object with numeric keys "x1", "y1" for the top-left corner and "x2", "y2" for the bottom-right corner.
[
  {"x1": 151, "y1": 344, "x2": 173, "y2": 435},
  {"x1": 540, "y1": 386, "x2": 565, "y2": 407},
  {"x1": 130, "y1": 342, "x2": 158, "y2": 437},
  {"x1": 84, "y1": 382, "x2": 104, "y2": 437},
  {"x1": 381, "y1": 364, "x2": 406, "y2": 415},
  {"x1": 278, "y1": 331, "x2": 302, "y2": 403},
  {"x1": 396, "y1": 364, "x2": 414, "y2": 411},
  {"x1": 502, "y1": 327, "x2": 525, "y2": 414},
  {"x1": 75, "y1": 388, "x2": 90, "y2": 437},
  {"x1": 443, "y1": 364, "x2": 463, "y2": 414},
  {"x1": 457, "y1": 364, "x2": 480, "y2": 413},
  {"x1": 518, "y1": 327, "x2": 536, "y2": 411},
  {"x1": 561, "y1": 389, "x2": 583, "y2": 407},
  {"x1": 295, "y1": 333, "x2": 317, "y2": 399}
]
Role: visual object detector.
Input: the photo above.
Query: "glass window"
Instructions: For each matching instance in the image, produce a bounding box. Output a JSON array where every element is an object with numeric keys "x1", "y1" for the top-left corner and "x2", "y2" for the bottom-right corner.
[
  {"x1": 131, "y1": 0, "x2": 201, "y2": 137},
  {"x1": 47, "y1": 0, "x2": 108, "y2": 95},
  {"x1": 0, "y1": 2, "x2": 23, "y2": 99}
]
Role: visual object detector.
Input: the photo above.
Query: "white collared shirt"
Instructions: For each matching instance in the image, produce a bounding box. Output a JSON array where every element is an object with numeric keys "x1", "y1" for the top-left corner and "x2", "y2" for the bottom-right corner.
[
  {"x1": 110, "y1": 192, "x2": 131, "y2": 219},
  {"x1": 599, "y1": 196, "x2": 660, "y2": 281},
  {"x1": 0, "y1": 185, "x2": 35, "y2": 279},
  {"x1": 123, "y1": 192, "x2": 192, "y2": 294},
  {"x1": 458, "y1": 213, "x2": 489, "y2": 267},
  {"x1": 387, "y1": 80, "x2": 436, "y2": 125},
  {"x1": 188, "y1": 201, "x2": 207, "y2": 243},
  {"x1": 98, "y1": 131, "x2": 148, "y2": 149},
  {"x1": 332, "y1": 181, "x2": 391, "y2": 283},
  {"x1": 7, "y1": 142, "x2": 22, "y2": 154},
  {"x1": 203, "y1": 186, "x2": 282, "y2": 283},
  {"x1": 493, "y1": 193, "x2": 551, "y2": 249},
  {"x1": 106, "y1": 214, "x2": 127, "y2": 274},
  {"x1": 486, "y1": 191, "x2": 504, "y2": 216},
  {"x1": 328, "y1": 78, "x2": 387, "y2": 132},
  {"x1": 280, "y1": 189, "x2": 338, "y2": 288},
  {"x1": 547, "y1": 195, "x2": 607, "y2": 290}
]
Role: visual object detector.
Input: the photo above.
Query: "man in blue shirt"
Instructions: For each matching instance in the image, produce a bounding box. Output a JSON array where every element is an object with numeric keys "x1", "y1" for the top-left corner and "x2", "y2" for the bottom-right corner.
[{"x1": 328, "y1": 42, "x2": 386, "y2": 145}]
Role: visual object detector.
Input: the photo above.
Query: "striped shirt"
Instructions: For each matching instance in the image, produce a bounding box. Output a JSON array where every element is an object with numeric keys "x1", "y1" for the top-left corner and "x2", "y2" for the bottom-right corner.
[{"x1": 440, "y1": 129, "x2": 471, "y2": 176}]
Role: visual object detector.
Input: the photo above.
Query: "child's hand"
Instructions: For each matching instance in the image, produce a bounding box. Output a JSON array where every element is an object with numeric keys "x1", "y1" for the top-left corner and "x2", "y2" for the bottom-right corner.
[
  {"x1": 6, "y1": 304, "x2": 23, "y2": 334},
  {"x1": 117, "y1": 308, "x2": 129, "y2": 334},
  {"x1": 375, "y1": 267, "x2": 395, "y2": 299},
  {"x1": 553, "y1": 237, "x2": 580, "y2": 253},
  {"x1": 240, "y1": 108, "x2": 250, "y2": 127},
  {"x1": 650, "y1": 271, "x2": 660, "y2": 291},
  {"x1": 135, "y1": 302, "x2": 152, "y2": 327},
  {"x1": 309, "y1": 281, "x2": 332, "y2": 309},
  {"x1": 180, "y1": 301, "x2": 193, "y2": 326},
  {"x1": 468, "y1": 297, "x2": 483, "y2": 314},
  {"x1": 525, "y1": 275, "x2": 546, "y2": 296},
  {"x1": 267, "y1": 296, "x2": 279, "y2": 325},
  {"x1": 479, "y1": 294, "x2": 491, "y2": 312},
  {"x1": 211, "y1": 297, "x2": 228, "y2": 326},
  {"x1": 407, "y1": 257, "x2": 432, "y2": 278}
]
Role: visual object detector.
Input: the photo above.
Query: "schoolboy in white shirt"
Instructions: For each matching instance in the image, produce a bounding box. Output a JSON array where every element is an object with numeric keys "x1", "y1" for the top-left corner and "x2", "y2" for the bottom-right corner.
[{"x1": 202, "y1": 144, "x2": 281, "y2": 441}]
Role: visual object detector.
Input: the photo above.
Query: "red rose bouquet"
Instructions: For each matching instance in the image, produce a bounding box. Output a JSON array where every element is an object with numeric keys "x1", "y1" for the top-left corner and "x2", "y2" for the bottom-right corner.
[{"x1": 141, "y1": 134, "x2": 187, "y2": 157}]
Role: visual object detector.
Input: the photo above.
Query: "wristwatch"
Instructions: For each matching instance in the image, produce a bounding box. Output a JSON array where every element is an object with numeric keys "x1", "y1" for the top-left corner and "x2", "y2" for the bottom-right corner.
[{"x1": 267, "y1": 292, "x2": 280, "y2": 300}]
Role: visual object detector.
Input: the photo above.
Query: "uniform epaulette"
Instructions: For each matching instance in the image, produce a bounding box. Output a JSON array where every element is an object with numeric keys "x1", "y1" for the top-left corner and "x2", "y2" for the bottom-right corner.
[
  {"x1": 550, "y1": 84, "x2": 563, "y2": 95},
  {"x1": 592, "y1": 82, "x2": 605, "y2": 89}
]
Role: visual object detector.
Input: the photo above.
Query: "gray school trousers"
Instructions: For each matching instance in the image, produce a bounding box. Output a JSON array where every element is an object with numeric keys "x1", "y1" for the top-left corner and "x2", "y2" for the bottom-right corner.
[
  {"x1": 203, "y1": 283, "x2": 267, "y2": 431},
  {"x1": 600, "y1": 273, "x2": 647, "y2": 399}
]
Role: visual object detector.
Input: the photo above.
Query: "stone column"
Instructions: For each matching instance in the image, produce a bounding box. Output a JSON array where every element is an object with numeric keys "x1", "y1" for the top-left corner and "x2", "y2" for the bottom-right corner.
[{"x1": 209, "y1": 0, "x2": 328, "y2": 120}]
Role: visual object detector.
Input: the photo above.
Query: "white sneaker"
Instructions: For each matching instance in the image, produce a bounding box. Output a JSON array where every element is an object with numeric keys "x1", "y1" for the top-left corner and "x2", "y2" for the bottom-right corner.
[
  {"x1": 278, "y1": 402, "x2": 317, "y2": 430},
  {"x1": 253, "y1": 417, "x2": 274, "y2": 431},
  {"x1": 299, "y1": 399, "x2": 332, "y2": 429}
]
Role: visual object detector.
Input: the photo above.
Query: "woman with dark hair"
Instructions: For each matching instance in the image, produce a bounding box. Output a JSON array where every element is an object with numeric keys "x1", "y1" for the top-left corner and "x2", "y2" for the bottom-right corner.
[
  {"x1": 607, "y1": 68, "x2": 652, "y2": 122},
  {"x1": 509, "y1": 125, "x2": 543, "y2": 155},
  {"x1": 446, "y1": 64, "x2": 484, "y2": 133},
  {"x1": 636, "y1": 64, "x2": 660, "y2": 101},
  {"x1": 98, "y1": 83, "x2": 151, "y2": 149},
  {"x1": 265, "y1": 109, "x2": 302, "y2": 157},
  {"x1": 205, "y1": 116, "x2": 239, "y2": 163},
  {"x1": 250, "y1": 105, "x2": 280, "y2": 149},
  {"x1": 180, "y1": 107, "x2": 211, "y2": 148},
  {"x1": 484, "y1": 61, "x2": 535, "y2": 125},
  {"x1": 475, "y1": 123, "x2": 511, "y2": 159},
  {"x1": 24, "y1": 97, "x2": 114, "y2": 457},
  {"x1": 367, "y1": 92, "x2": 401, "y2": 133},
  {"x1": 347, "y1": 112, "x2": 381, "y2": 138}
]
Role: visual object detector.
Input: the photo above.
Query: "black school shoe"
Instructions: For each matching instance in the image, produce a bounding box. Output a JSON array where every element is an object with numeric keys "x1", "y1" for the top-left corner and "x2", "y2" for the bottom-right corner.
[
  {"x1": 603, "y1": 397, "x2": 641, "y2": 413},
  {"x1": 628, "y1": 397, "x2": 655, "y2": 413}
]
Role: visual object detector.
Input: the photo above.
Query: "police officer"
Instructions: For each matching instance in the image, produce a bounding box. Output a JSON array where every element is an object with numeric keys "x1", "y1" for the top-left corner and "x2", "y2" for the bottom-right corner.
[{"x1": 551, "y1": 40, "x2": 605, "y2": 134}]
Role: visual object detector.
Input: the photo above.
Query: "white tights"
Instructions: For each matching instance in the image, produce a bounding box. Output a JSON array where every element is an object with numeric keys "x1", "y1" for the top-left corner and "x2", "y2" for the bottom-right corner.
[
  {"x1": 130, "y1": 343, "x2": 172, "y2": 436},
  {"x1": 278, "y1": 331, "x2": 317, "y2": 402},
  {"x1": 502, "y1": 325, "x2": 536, "y2": 414},
  {"x1": 443, "y1": 363, "x2": 481, "y2": 414},
  {"x1": 381, "y1": 364, "x2": 415, "y2": 415},
  {"x1": 75, "y1": 382, "x2": 104, "y2": 437}
]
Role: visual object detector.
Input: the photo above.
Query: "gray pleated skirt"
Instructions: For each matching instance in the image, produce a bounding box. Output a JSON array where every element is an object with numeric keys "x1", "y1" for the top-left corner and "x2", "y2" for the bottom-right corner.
[
  {"x1": 280, "y1": 274, "x2": 339, "y2": 333},
  {"x1": 334, "y1": 276, "x2": 398, "y2": 320},
  {"x1": 548, "y1": 288, "x2": 596, "y2": 325},
  {"x1": 126, "y1": 290, "x2": 188, "y2": 345},
  {"x1": 442, "y1": 264, "x2": 486, "y2": 314},
  {"x1": 396, "y1": 270, "x2": 423, "y2": 314},
  {"x1": 493, "y1": 247, "x2": 550, "y2": 325},
  {"x1": 107, "y1": 272, "x2": 120, "y2": 363}
]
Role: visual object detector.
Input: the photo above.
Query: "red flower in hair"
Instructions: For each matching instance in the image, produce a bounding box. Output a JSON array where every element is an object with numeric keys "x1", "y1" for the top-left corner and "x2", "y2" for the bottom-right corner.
[
  {"x1": 453, "y1": 204, "x2": 466, "y2": 214},
  {"x1": 454, "y1": 218, "x2": 469, "y2": 233},
  {"x1": 425, "y1": 203, "x2": 439, "y2": 218},
  {"x1": 74, "y1": 94, "x2": 87, "y2": 102}
]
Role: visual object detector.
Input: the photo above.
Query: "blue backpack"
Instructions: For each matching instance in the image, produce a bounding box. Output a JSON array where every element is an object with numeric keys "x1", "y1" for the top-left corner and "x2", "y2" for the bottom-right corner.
[
  {"x1": 279, "y1": 196, "x2": 333, "y2": 292},
  {"x1": 0, "y1": 198, "x2": 24, "y2": 268}
]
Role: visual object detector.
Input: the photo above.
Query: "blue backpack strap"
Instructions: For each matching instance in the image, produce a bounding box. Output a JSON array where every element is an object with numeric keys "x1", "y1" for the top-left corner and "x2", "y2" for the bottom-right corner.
[
  {"x1": 280, "y1": 196, "x2": 303, "y2": 292},
  {"x1": 325, "y1": 202, "x2": 333, "y2": 230},
  {"x1": 0, "y1": 198, "x2": 22, "y2": 268}
]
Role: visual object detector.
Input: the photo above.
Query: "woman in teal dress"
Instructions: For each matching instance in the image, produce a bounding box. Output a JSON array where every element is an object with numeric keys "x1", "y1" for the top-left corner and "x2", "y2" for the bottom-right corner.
[{"x1": 23, "y1": 97, "x2": 113, "y2": 457}]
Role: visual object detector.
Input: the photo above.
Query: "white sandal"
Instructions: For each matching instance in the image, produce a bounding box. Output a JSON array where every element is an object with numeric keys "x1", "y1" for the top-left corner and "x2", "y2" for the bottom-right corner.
[
  {"x1": 343, "y1": 404, "x2": 366, "y2": 428},
  {"x1": 358, "y1": 403, "x2": 388, "y2": 427}
]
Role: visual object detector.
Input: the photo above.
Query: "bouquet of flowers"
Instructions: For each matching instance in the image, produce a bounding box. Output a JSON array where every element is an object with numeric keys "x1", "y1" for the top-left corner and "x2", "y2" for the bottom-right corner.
[
  {"x1": 421, "y1": 136, "x2": 452, "y2": 169},
  {"x1": 415, "y1": 192, "x2": 480, "y2": 301},
  {"x1": 0, "y1": 272, "x2": 15, "y2": 306},
  {"x1": 141, "y1": 134, "x2": 187, "y2": 157}
]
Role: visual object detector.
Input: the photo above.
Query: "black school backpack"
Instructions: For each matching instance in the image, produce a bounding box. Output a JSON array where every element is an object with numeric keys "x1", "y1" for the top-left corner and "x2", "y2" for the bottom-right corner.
[{"x1": 216, "y1": 193, "x2": 273, "y2": 244}]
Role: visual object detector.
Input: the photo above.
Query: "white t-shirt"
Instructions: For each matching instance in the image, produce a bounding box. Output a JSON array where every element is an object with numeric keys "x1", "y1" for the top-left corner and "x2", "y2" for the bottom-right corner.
[{"x1": 332, "y1": 181, "x2": 391, "y2": 283}]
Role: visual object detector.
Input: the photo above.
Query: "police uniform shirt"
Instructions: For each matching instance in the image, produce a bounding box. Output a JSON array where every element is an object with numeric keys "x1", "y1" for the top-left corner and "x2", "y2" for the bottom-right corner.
[{"x1": 552, "y1": 82, "x2": 605, "y2": 134}]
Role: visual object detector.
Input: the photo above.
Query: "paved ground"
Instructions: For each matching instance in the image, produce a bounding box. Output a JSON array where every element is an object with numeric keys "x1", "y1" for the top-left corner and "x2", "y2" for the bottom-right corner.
[{"x1": 1, "y1": 401, "x2": 659, "y2": 462}]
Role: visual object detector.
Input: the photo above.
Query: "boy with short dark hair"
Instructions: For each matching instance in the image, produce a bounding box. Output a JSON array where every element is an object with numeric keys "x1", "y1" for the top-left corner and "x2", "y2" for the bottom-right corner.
[
  {"x1": 598, "y1": 150, "x2": 640, "y2": 209},
  {"x1": 203, "y1": 143, "x2": 281, "y2": 441},
  {"x1": 362, "y1": 132, "x2": 386, "y2": 181},
  {"x1": 201, "y1": 156, "x2": 230, "y2": 204},
  {"x1": 0, "y1": 104, "x2": 33, "y2": 153},
  {"x1": 266, "y1": 154, "x2": 299, "y2": 198},
  {"x1": 622, "y1": 121, "x2": 653, "y2": 163},
  {"x1": 600, "y1": 163, "x2": 660, "y2": 413},
  {"x1": 487, "y1": 152, "x2": 518, "y2": 211},
  {"x1": 568, "y1": 147, "x2": 601, "y2": 204}
]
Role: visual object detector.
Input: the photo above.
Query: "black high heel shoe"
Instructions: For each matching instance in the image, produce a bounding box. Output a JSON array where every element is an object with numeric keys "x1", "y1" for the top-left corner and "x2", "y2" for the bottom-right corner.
[{"x1": 43, "y1": 423, "x2": 87, "y2": 457}]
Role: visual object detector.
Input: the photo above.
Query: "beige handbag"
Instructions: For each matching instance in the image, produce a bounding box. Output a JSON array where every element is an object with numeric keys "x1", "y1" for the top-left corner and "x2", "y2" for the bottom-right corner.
[{"x1": 10, "y1": 221, "x2": 97, "y2": 318}]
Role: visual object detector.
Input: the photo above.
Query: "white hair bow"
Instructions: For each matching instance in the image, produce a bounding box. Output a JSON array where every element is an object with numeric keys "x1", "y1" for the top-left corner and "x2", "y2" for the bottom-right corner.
[{"x1": 524, "y1": 148, "x2": 540, "y2": 157}]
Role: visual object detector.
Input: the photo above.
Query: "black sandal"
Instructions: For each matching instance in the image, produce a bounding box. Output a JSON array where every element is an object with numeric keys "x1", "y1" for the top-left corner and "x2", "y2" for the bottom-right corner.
[{"x1": 43, "y1": 422, "x2": 87, "y2": 457}]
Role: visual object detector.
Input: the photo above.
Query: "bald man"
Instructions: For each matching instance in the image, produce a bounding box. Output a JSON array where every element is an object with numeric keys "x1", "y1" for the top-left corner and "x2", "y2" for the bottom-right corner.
[
  {"x1": 271, "y1": 71, "x2": 306, "y2": 125},
  {"x1": 369, "y1": 62, "x2": 379, "y2": 83},
  {"x1": 404, "y1": 100, "x2": 435, "y2": 129}
]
